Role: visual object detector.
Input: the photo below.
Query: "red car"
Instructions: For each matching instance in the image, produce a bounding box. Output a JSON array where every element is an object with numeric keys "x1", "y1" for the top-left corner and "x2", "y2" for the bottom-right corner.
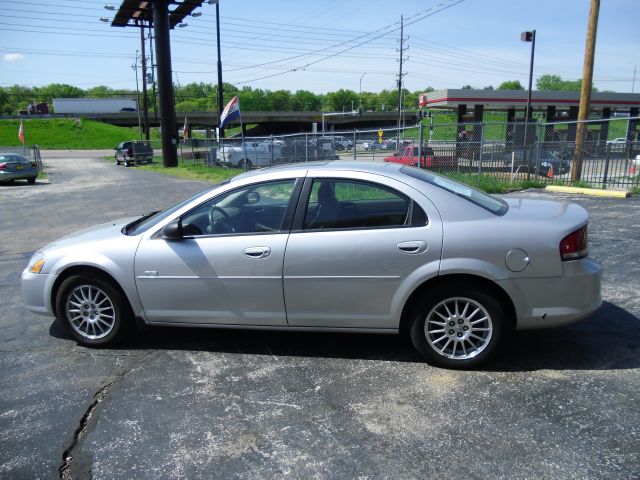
[{"x1": 384, "y1": 145, "x2": 458, "y2": 169}]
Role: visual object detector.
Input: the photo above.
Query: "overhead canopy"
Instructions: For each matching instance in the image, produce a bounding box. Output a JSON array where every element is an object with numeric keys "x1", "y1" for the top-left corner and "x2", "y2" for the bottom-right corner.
[
  {"x1": 420, "y1": 89, "x2": 640, "y2": 111},
  {"x1": 111, "y1": 0, "x2": 204, "y2": 28}
]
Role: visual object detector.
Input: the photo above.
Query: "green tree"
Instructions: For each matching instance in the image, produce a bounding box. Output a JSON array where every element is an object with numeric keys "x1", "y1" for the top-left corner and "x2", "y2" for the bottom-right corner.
[
  {"x1": 268, "y1": 90, "x2": 292, "y2": 111},
  {"x1": 38, "y1": 83, "x2": 85, "y2": 101},
  {"x1": 325, "y1": 89, "x2": 359, "y2": 112},
  {"x1": 0, "y1": 87, "x2": 9, "y2": 115},
  {"x1": 497, "y1": 80, "x2": 524, "y2": 90},
  {"x1": 462, "y1": 85, "x2": 473, "y2": 90},
  {"x1": 86, "y1": 85, "x2": 114, "y2": 98},
  {"x1": 6, "y1": 85, "x2": 35, "y2": 113},
  {"x1": 536, "y1": 74, "x2": 596, "y2": 92},
  {"x1": 292, "y1": 90, "x2": 321, "y2": 111}
]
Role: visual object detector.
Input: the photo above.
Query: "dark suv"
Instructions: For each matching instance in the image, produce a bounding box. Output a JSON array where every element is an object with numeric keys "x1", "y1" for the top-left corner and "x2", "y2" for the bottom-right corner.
[{"x1": 115, "y1": 141, "x2": 154, "y2": 167}]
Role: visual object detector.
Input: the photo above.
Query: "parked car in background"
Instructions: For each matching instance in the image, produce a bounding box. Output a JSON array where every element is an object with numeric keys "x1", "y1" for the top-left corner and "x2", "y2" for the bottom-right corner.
[
  {"x1": 21, "y1": 161, "x2": 602, "y2": 369},
  {"x1": 0, "y1": 153, "x2": 39, "y2": 184},
  {"x1": 384, "y1": 144, "x2": 459, "y2": 169},
  {"x1": 216, "y1": 141, "x2": 283, "y2": 169},
  {"x1": 606, "y1": 137, "x2": 626, "y2": 145},
  {"x1": 631, "y1": 154, "x2": 640, "y2": 176},
  {"x1": 362, "y1": 141, "x2": 384, "y2": 150},
  {"x1": 115, "y1": 141, "x2": 154, "y2": 167},
  {"x1": 321, "y1": 135, "x2": 353, "y2": 150},
  {"x1": 281, "y1": 139, "x2": 339, "y2": 163},
  {"x1": 381, "y1": 139, "x2": 412, "y2": 150},
  {"x1": 505, "y1": 148, "x2": 571, "y2": 177}
]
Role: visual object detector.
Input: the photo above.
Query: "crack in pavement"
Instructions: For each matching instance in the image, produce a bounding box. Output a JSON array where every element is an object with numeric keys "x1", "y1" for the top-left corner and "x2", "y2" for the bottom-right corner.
[{"x1": 58, "y1": 352, "x2": 157, "y2": 479}]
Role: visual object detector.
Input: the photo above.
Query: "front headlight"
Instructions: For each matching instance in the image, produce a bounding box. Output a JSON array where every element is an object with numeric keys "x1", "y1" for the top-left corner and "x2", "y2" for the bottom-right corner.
[{"x1": 27, "y1": 253, "x2": 46, "y2": 274}]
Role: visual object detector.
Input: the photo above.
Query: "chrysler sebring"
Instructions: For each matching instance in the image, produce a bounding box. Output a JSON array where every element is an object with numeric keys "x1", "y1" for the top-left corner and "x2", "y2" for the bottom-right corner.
[{"x1": 22, "y1": 162, "x2": 601, "y2": 368}]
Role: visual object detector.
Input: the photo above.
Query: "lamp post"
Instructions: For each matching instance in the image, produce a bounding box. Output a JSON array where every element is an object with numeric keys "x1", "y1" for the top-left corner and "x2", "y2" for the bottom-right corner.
[
  {"x1": 521, "y1": 29, "x2": 536, "y2": 148},
  {"x1": 359, "y1": 72, "x2": 366, "y2": 109}
]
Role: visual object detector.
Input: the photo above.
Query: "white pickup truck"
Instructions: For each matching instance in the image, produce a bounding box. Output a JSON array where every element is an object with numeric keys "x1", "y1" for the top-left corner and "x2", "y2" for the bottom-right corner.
[{"x1": 216, "y1": 141, "x2": 283, "y2": 169}]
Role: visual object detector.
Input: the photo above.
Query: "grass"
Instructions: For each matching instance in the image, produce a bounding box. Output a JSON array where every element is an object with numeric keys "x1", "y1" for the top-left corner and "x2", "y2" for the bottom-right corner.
[
  {"x1": 440, "y1": 171, "x2": 546, "y2": 193},
  {"x1": 136, "y1": 160, "x2": 239, "y2": 183},
  {"x1": 0, "y1": 119, "x2": 149, "y2": 149}
]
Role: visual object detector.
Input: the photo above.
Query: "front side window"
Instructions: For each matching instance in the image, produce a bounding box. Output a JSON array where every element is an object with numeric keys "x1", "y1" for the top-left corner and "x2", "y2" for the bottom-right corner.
[
  {"x1": 181, "y1": 179, "x2": 297, "y2": 236},
  {"x1": 304, "y1": 179, "x2": 426, "y2": 230}
]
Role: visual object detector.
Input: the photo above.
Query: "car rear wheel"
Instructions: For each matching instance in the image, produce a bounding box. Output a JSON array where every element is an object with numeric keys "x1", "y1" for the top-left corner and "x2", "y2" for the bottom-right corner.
[
  {"x1": 56, "y1": 274, "x2": 131, "y2": 347},
  {"x1": 410, "y1": 284, "x2": 506, "y2": 369},
  {"x1": 27, "y1": 177, "x2": 36, "y2": 184},
  {"x1": 239, "y1": 159, "x2": 252, "y2": 170}
]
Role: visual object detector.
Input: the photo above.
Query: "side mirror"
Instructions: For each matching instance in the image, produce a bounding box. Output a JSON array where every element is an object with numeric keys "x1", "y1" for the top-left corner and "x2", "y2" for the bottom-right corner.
[{"x1": 162, "y1": 220, "x2": 184, "y2": 240}]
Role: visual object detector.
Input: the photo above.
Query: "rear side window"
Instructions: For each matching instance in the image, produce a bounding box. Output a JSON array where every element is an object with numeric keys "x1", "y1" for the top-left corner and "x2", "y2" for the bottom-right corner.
[
  {"x1": 304, "y1": 179, "x2": 427, "y2": 230},
  {"x1": 401, "y1": 167, "x2": 508, "y2": 215}
]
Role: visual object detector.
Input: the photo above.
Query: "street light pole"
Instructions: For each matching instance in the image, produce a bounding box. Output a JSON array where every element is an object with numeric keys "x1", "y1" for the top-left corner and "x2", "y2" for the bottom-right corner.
[
  {"x1": 359, "y1": 72, "x2": 366, "y2": 109},
  {"x1": 521, "y1": 29, "x2": 536, "y2": 147}
]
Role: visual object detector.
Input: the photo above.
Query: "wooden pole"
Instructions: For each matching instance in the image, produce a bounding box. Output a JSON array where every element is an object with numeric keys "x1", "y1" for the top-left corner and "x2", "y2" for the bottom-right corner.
[{"x1": 572, "y1": 0, "x2": 600, "y2": 182}]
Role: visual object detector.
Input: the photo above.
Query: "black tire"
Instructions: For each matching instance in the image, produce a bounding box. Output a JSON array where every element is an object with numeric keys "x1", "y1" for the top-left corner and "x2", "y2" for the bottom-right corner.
[
  {"x1": 27, "y1": 177, "x2": 36, "y2": 184},
  {"x1": 409, "y1": 283, "x2": 507, "y2": 369},
  {"x1": 238, "y1": 159, "x2": 252, "y2": 170},
  {"x1": 56, "y1": 274, "x2": 131, "y2": 347},
  {"x1": 115, "y1": 154, "x2": 121, "y2": 166}
]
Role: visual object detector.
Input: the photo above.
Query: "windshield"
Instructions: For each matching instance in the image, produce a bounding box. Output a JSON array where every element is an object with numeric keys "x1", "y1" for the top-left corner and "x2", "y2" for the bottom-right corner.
[
  {"x1": 125, "y1": 181, "x2": 229, "y2": 235},
  {"x1": 400, "y1": 167, "x2": 508, "y2": 216}
]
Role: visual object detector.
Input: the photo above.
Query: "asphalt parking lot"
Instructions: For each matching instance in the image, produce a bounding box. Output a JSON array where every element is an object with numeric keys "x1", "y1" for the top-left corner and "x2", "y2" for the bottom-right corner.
[{"x1": 1, "y1": 153, "x2": 639, "y2": 479}]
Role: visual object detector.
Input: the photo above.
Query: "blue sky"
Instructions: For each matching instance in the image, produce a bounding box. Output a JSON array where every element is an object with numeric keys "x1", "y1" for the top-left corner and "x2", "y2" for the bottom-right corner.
[{"x1": 0, "y1": 0, "x2": 638, "y2": 94}]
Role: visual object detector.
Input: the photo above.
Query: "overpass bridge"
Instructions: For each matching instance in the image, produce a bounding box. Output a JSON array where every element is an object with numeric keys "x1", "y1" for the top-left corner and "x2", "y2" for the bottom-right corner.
[{"x1": 3, "y1": 111, "x2": 405, "y2": 135}]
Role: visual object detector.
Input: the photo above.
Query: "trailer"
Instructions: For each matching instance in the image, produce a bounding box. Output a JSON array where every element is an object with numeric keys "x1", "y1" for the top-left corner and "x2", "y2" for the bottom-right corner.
[{"x1": 52, "y1": 98, "x2": 138, "y2": 114}]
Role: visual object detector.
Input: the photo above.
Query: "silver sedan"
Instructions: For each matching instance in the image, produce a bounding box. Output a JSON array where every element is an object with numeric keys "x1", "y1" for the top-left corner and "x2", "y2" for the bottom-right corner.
[{"x1": 22, "y1": 162, "x2": 602, "y2": 368}]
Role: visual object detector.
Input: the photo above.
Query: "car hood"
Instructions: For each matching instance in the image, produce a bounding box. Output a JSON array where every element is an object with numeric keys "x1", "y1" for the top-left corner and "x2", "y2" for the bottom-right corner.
[{"x1": 41, "y1": 217, "x2": 139, "y2": 253}]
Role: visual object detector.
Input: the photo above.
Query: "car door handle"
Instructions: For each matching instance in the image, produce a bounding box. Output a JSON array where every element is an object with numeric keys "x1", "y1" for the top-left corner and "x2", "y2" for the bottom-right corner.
[
  {"x1": 243, "y1": 246, "x2": 271, "y2": 259},
  {"x1": 397, "y1": 241, "x2": 427, "y2": 254}
]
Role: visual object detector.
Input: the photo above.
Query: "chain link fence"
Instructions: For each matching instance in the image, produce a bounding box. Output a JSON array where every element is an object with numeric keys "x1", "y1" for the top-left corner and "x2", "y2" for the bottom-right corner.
[{"x1": 171, "y1": 116, "x2": 639, "y2": 189}]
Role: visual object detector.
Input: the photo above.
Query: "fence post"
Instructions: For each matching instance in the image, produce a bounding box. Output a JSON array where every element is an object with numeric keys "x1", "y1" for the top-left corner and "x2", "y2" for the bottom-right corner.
[
  {"x1": 271, "y1": 135, "x2": 274, "y2": 166},
  {"x1": 535, "y1": 123, "x2": 543, "y2": 182},
  {"x1": 418, "y1": 123, "x2": 424, "y2": 168},
  {"x1": 477, "y1": 122, "x2": 484, "y2": 179},
  {"x1": 602, "y1": 142, "x2": 611, "y2": 189},
  {"x1": 353, "y1": 129, "x2": 357, "y2": 160}
]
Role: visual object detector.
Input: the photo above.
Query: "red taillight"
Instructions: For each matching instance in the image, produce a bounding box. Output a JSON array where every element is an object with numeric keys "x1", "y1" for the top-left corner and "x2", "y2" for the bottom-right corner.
[
  {"x1": 0, "y1": 163, "x2": 6, "y2": 170},
  {"x1": 560, "y1": 225, "x2": 588, "y2": 261}
]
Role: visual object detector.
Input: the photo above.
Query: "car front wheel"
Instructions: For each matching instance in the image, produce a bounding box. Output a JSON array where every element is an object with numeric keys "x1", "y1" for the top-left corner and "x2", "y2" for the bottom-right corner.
[
  {"x1": 56, "y1": 274, "x2": 131, "y2": 347},
  {"x1": 410, "y1": 284, "x2": 506, "y2": 369}
]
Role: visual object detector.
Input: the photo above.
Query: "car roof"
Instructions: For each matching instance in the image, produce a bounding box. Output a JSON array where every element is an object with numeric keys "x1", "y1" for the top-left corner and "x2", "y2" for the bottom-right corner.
[{"x1": 229, "y1": 160, "x2": 405, "y2": 184}]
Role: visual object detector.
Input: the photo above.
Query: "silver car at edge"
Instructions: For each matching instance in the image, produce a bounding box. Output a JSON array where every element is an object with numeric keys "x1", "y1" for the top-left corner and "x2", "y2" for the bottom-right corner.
[{"x1": 22, "y1": 161, "x2": 602, "y2": 368}]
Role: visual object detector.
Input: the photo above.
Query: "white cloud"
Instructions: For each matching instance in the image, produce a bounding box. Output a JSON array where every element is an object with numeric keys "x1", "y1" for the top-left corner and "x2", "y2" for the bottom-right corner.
[{"x1": 4, "y1": 53, "x2": 24, "y2": 62}]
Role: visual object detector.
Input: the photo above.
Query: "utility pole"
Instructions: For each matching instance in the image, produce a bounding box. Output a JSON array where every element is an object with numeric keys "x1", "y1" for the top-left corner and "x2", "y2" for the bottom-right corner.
[
  {"x1": 572, "y1": 0, "x2": 600, "y2": 182},
  {"x1": 396, "y1": 15, "x2": 406, "y2": 143},
  {"x1": 633, "y1": 64, "x2": 637, "y2": 94},
  {"x1": 148, "y1": 24, "x2": 157, "y2": 121},
  {"x1": 214, "y1": 0, "x2": 224, "y2": 139},
  {"x1": 139, "y1": 20, "x2": 150, "y2": 141},
  {"x1": 132, "y1": 51, "x2": 142, "y2": 140}
]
